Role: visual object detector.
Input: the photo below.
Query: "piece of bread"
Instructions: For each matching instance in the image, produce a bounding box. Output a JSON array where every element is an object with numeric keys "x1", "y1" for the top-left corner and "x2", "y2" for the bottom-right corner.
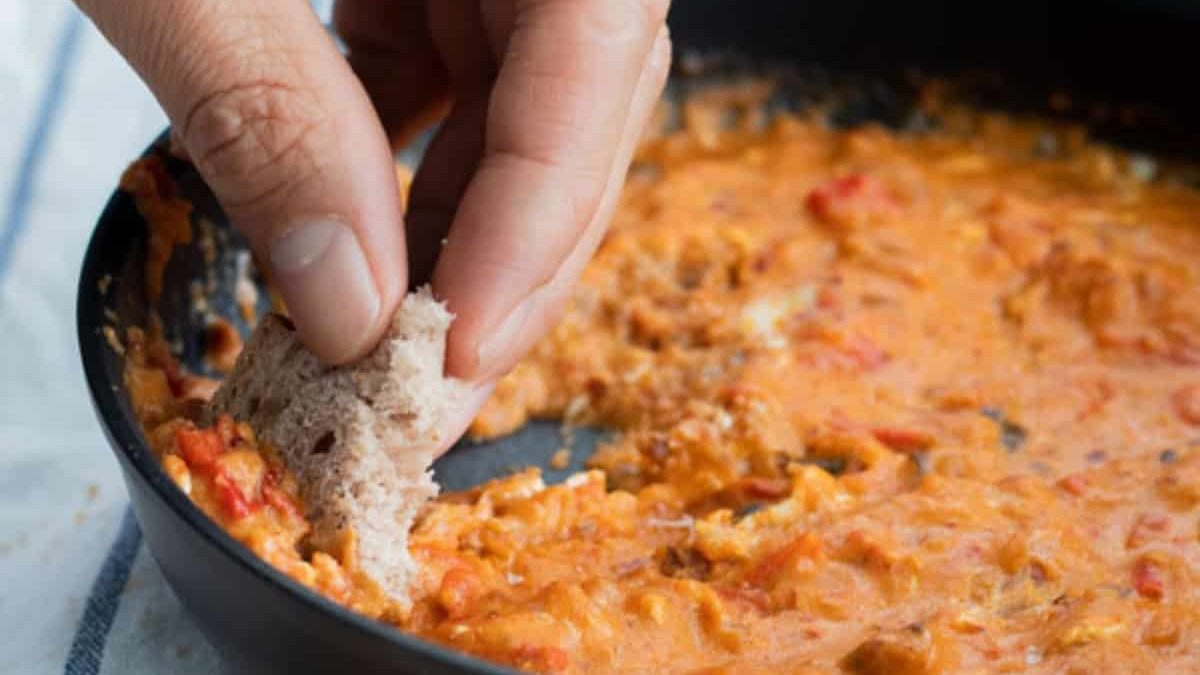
[{"x1": 208, "y1": 286, "x2": 468, "y2": 607}]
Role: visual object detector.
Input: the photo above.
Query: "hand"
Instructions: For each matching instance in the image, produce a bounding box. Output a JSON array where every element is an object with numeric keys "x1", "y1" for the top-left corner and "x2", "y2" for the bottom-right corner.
[{"x1": 78, "y1": 0, "x2": 671, "y2": 436}]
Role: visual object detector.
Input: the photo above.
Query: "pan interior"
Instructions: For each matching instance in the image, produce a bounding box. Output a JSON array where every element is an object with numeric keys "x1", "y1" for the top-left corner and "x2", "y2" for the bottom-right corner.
[{"x1": 104, "y1": 59, "x2": 1198, "y2": 491}]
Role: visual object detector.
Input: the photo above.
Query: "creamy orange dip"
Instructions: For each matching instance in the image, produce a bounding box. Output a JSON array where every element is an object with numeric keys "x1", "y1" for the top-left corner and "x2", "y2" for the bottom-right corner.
[{"x1": 123, "y1": 100, "x2": 1200, "y2": 673}]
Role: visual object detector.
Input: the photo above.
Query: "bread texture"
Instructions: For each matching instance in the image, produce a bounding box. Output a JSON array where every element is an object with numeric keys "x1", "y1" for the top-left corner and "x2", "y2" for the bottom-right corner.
[{"x1": 208, "y1": 287, "x2": 468, "y2": 607}]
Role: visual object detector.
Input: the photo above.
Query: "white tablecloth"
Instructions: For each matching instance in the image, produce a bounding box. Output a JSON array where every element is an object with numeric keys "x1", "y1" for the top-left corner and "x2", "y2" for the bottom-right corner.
[{"x1": 0, "y1": 3, "x2": 331, "y2": 673}]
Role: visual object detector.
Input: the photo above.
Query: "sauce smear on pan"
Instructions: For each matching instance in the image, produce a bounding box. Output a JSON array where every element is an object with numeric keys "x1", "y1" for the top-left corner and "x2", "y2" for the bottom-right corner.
[{"x1": 126, "y1": 102, "x2": 1200, "y2": 673}]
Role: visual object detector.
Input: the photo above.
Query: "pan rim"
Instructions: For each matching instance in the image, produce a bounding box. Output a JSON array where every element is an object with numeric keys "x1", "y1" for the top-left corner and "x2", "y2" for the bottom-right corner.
[{"x1": 75, "y1": 132, "x2": 517, "y2": 675}]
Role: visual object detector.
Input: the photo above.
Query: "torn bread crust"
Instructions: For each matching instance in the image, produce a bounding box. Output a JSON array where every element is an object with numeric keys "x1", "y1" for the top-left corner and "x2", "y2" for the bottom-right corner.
[{"x1": 209, "y1": 286, "x2": 468, "y2": 609}]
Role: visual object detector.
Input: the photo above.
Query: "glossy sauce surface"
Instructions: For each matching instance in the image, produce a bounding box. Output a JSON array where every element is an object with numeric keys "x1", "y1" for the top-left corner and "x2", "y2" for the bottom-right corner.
[{"x1": 126, "y1": 103, "x2": 1200, "y2": 673}]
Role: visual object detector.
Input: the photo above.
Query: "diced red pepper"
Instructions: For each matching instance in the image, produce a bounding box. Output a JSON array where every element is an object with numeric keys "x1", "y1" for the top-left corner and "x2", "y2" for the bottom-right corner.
[
  {"x1": 262, "y1": 484, "x2": 301, "y2": 522},
  {"x1": 1126, "y1": 513, "x2": 1170, "y2": 550},
  {"x1": 871, "y1": 426, "x2": 935, "y2": 453},
  {"x1": 175, "y1": 423, "x2": 263, "y2": 520},
  {"x1": 437, "y1": 567, "x2": 482, "y2": 620},
  {"x1": 1168, "y1": 344, "x2": 1200, "y2": 366},
  {"x1": 1056, "y1": 473, "x2": 1088, "y2": 496},
  {"x1": 806, "y1": 174, "x2": 897, "y2": 227},
  {"x1": 741, "y1": 476, "x2": 791, "y2": 499},
  {"x1": 214, "y1": 414, "x2": 238, "y2": 447},
  {"x1": 745, "y1": 532, "x2": 823, "y2": 588},
  {"x1": 160, "y1": 358, "x2": 187, "y2": 397},
  {"x1": 213, "y1": 471, "x2": 256, "y2": 519},
  {"x1": 1170, "y1": 385, "x2": 1200, "y2": 425},
  {"x1": 144, "y1": 339, "x2": 188, "y2": 397},
  {"x1": 176, "y1": 426, "x2": 223, "y2": 471},
  {"x1": 1133, "y1": 558, "x2": 1165, "y2": 600},
  {"x1": 816, "y1": 284, "x2": 840, "y2": 310}
]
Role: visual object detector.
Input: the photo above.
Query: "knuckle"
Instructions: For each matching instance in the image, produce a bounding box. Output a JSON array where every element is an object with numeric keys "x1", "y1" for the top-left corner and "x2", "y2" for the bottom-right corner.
[
  {"x1": 483, "y1": 148, "x2": 605, "y2": 229},
  {"x1": 180, "y1": 80, "x2": 329, "y2": 216},
  {"x1": 492, "y1": 68, "x2": 591, "y2": 162}
]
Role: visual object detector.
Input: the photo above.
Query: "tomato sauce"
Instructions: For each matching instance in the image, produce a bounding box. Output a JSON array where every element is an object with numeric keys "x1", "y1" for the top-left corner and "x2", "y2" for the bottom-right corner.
[{"x1": 122, "y1": 97, "x2": 1200, "y2": 673}]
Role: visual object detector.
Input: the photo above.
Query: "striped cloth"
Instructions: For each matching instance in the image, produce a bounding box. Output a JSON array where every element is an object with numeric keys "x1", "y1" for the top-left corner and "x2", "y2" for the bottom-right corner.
[{"x1": 0, "y1": 2, "x2": 330, "y2": 672}]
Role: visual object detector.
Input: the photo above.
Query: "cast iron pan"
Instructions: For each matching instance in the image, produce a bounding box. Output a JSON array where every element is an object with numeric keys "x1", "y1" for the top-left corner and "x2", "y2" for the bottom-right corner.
[{"x1": 77, "y1": 2, "x2": 1200, "y2": 673}]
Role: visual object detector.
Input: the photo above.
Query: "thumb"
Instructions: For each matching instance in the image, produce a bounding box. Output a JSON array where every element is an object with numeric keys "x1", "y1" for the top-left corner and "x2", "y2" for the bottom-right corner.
[{"x1": 80, "y1": 0, "x2": 406, "y2": 364}]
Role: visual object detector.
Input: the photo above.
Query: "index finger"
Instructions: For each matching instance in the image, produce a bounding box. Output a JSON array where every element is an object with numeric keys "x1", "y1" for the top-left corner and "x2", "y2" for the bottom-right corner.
[{"x1": 432, "y1": 0, "x2": 671, "y2": 382}]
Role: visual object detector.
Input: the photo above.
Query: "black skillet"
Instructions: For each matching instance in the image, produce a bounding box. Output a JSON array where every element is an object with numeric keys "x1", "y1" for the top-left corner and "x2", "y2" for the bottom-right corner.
[{"x1": 77, "y1": 1, "x2": 1200, "y2": 673}]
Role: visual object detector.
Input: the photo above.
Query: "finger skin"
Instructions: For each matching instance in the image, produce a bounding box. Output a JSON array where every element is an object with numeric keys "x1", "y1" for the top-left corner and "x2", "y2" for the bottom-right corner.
[
  {"x1": 433, "y1": 0, "x2": 673, "y2": 382},
  {"x1": 467, "y1": 25, "x2": 673, "y2": 381},
  {"x1": 403, "y1": 94, "x2": 489, "y2": 287},
  {"x1": 78, "y1": 0, "x2": 406, "y2": 365},
  {"x1": 402, "y1": 0, "x2": 497, "y2": 287},
  {"x1": 334, "y1": 0, "x2": 450, "y2": 148},
  {"x1": 78, "y1": 0, "x2": 674, "y2": 418}
]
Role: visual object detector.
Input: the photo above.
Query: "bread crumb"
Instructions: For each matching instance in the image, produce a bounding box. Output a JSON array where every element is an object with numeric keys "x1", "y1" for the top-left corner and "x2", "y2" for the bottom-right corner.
[
  {"x1": 86, "y1": 484, "x2": 100, "y2": 501},
  {"x1": 103, "y1": 325, "x2": 125, "y2": 355},
  {"x1": 97, "y1": 274, "x2": 112, "y2": 294},
  {"x1": 550, "y1": 448, "x2": 571, "y2": 470}
]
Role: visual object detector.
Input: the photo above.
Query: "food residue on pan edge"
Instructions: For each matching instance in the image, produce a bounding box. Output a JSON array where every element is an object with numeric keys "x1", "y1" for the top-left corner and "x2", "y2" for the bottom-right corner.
[{"x1": 112, "y1": 86, "x2": 1200, "y2": 674}]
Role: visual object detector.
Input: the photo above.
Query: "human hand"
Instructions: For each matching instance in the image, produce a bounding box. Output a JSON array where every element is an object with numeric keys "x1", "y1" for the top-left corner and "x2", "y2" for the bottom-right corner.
[{"x1": 78, "y1": 0, "x2": 671, "y2": 436}]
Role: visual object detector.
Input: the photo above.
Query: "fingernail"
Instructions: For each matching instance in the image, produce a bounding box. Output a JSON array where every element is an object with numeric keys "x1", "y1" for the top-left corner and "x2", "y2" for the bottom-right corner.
[
  {"x1": 474, "y1": 295, "x2": 538, "y2": 380},
  {"x1": 269, "y1": 218, "x2": 380, "y2": 363}
]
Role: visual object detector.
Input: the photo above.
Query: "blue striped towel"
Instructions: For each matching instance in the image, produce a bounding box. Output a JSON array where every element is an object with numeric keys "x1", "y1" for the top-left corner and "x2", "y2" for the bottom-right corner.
[{"x1": 0, "y1": 2, "x2": 329, "y2": 673}]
